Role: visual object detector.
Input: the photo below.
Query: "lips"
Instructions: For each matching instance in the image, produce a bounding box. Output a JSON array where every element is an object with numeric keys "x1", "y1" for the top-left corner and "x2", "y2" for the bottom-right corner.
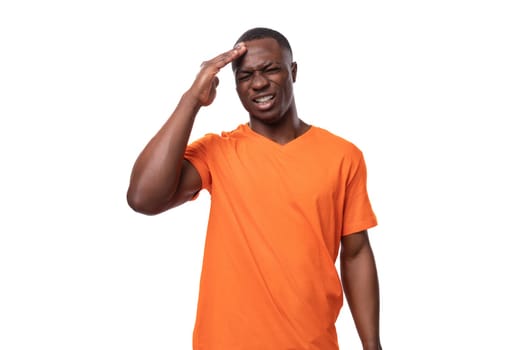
[
  {"x1": 252, "y1": 94, "x2": 275, "y2": 110},
  {"x1": 254, "y1": 94, "x2": 274, "y2": 103}
]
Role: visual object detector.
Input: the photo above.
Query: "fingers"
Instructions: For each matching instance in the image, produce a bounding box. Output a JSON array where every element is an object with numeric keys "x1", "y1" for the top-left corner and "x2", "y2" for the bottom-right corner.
[
  {"x1": 200, "y1": 42, "x2": 247, "y2": 71},
  {"x1": 188, "y1": 43, "x2": 246, "y2": 106}
]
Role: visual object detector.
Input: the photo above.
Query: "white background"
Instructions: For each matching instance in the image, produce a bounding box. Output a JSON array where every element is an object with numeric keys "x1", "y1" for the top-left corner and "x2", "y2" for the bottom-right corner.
[{"x1": 1, "y1": 0, "x2": 524, "y2": 349}]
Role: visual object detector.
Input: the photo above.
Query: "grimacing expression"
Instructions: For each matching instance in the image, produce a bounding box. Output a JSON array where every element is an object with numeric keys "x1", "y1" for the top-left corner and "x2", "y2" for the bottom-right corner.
[{"x1": 233, "y1": 38, "x2": 297, "y2": 124}]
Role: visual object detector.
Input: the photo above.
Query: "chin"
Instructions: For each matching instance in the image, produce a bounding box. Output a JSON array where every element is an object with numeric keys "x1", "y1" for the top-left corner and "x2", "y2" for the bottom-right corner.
[{"x1": 251, "y1": 113, "x2": 284, "y2": 125}]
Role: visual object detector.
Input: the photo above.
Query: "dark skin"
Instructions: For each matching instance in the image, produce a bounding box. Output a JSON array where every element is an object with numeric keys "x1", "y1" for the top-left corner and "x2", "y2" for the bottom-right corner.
[
  {"x1": 127, "y1": 38, "x2": 382, "y2": 350},
  {"x1": 341, "y1": 231, "x2": 382, "y2": 350}
]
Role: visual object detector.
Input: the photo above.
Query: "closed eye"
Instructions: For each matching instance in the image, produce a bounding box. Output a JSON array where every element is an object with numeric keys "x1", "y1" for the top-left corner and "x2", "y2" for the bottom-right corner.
[
  {"x1": 236, "y1": 64, "x2": 280, "y2": 82},
  {"x1": 236, "y1": 72, "x2": 252, "y2": 82}
]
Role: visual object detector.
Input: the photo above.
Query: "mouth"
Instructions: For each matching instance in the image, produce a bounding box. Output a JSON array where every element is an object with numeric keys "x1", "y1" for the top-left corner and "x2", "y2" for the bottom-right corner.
[
  {"x1": 253, "y1": 94, "x2": 275, "y2": 103},
  {"x1": 252, "y1": 94, "x2": 275, "y2": 110}
]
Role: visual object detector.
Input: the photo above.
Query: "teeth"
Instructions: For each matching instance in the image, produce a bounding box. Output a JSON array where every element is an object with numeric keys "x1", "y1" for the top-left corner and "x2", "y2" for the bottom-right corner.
[{"x1": 255, "y1": 95, "x2": 273, "y2": 103}]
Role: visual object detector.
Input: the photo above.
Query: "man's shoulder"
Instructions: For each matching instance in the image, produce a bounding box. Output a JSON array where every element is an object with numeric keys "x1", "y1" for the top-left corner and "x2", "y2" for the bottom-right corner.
[
  {"x1": 310, "y1": 125, "x2": 363, "y2": 155},
  {"x1": 191, "y1": 124, "x2": 249, "y2": 144},
  {"x1": 219, "y1": 123, "x2": 249, "y2": 139}
]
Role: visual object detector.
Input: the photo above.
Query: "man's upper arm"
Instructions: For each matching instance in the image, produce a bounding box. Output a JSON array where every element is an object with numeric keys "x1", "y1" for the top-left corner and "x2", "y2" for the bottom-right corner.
[{"x1": 167, "y1": 159, "x2": 202, "y2": 209}]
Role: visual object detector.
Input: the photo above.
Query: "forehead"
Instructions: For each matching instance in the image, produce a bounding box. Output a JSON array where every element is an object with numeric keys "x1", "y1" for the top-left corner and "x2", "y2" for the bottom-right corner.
[{"x1": 235, "y1": 38, "x2": 291, "y2": 70}]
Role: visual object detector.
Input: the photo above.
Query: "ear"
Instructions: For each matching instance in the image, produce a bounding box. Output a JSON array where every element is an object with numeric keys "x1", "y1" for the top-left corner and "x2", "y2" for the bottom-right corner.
[{"x1": 291, "y1": 62, "x2": 297, "y2": 82}]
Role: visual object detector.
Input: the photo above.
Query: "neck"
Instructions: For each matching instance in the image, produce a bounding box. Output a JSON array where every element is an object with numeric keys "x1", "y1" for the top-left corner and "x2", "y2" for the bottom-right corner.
[{"x1": 248, "y1": 107, "x2": 309, "y2": 145}]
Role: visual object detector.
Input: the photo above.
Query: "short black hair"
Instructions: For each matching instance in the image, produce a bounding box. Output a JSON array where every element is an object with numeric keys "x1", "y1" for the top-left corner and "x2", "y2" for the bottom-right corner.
[{"x1": 234, "y1": 27, "x2": 293, "y2": 59}]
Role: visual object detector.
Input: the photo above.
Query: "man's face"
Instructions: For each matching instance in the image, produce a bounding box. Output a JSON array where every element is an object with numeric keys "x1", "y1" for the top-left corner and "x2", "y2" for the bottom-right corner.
[{"x1": 233, "y1": 38, "x2": 297, "y2": 124}]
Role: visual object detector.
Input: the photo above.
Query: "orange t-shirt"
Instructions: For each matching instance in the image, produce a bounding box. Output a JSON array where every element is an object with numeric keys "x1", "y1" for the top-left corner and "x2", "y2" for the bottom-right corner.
[{"x1": 184, "y1": 123, "x2": 377, "y2": 350}]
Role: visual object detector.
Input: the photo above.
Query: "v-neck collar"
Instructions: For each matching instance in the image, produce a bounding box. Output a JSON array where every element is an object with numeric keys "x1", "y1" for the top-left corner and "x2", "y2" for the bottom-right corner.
[{"x1": 240, "y1": 123, "x2": 315, "y2": 149}]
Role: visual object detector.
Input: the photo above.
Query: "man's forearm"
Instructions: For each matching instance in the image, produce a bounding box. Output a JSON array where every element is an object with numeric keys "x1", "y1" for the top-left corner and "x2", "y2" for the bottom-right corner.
[
  {"x1": 127, "y1": 92, "x2": 201, "y2": 214},
  {"x1": 340, "y1": 243, "x2": 382, "y2": 349}
]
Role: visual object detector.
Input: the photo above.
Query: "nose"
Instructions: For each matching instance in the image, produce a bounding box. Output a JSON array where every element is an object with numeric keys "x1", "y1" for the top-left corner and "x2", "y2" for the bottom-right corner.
[{"x1": 250, "y1": 71, "x2": 270, "y2": 90}]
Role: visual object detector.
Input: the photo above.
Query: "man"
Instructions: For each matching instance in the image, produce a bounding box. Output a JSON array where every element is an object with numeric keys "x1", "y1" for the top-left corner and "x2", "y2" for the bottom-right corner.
[{"x1": 127, "y1": 27, "x2": 382, "y2": 350}]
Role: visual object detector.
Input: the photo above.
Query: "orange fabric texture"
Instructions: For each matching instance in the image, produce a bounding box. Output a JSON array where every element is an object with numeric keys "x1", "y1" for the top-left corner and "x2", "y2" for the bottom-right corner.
[{"x1": 184, "y1": 124, "x2": 377, "y2": 350}]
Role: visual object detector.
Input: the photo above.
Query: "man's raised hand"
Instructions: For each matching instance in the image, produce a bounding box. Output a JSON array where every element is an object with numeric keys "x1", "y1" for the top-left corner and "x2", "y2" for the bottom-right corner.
[{"x1": 187, "y1": 42, "x2": 247, "y2": 107}]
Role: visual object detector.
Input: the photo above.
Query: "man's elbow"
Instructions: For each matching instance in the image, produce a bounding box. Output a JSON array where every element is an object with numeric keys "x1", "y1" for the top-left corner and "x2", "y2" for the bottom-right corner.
[{"x1": 126, "y1": 188, "x2": 164, "y2": 216}]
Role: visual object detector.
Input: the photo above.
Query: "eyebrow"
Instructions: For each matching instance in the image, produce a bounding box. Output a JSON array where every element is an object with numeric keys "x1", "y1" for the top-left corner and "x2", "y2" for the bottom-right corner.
[{"x1": 236, "y1": 61, "x2": 276, "y2": 75}]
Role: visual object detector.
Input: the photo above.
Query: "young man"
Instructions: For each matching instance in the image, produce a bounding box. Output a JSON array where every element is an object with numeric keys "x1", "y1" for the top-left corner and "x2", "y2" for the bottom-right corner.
[{"x1": 127, "y1": 27, "x2": 382, "y2": 350}]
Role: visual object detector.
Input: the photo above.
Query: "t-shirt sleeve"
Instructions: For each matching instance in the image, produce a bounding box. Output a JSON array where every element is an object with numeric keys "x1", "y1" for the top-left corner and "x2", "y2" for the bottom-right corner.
[
  {"x1": 341, "y1": 151, "x2": 378, "y2": 236},
  {"x1": 184, "y1": 134, "x2": 214, "y2": 194}
]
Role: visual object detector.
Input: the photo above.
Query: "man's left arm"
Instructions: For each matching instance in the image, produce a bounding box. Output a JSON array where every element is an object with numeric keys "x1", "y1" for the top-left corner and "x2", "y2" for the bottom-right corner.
[{"x1": 340, "y1": 230, "x2": 382, "y2": 350}]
